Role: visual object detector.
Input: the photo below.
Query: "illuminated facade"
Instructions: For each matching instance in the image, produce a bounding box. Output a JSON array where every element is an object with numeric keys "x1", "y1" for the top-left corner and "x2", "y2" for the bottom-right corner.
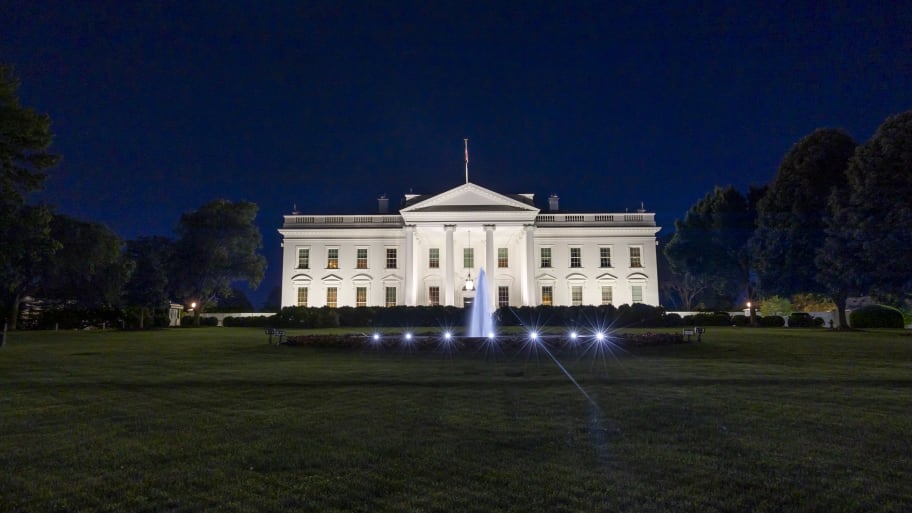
[{"x1": 279, "y1": 182, "x2": 660, "y2": 308}]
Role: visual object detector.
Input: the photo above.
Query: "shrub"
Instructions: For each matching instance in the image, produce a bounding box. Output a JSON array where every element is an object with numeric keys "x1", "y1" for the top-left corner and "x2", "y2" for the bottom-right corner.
[
  {"x1": 731, "y1": 314, "x2": 749, "y2": 326},
  {"x1": 223, "y1": 315, "x2": 273, "y2": 327},
  {"x1": 849, "y1": 305, "x2": 905, "y2": 329},
  {"x1": 758, "y1": 315, "x2": 785, "y2": 327},
  {"x1": 663, "y1": 313, "x2": 683, "y2": 327},
  {"x1": 180, "y1": 316, "x2": 218, "y2": 327},
  {"x1": 692, "y1": 312, "x2": 731, "y2": 326},
  {"x1": 787, "y1": 313, "x2": 818, "y2": 328}
]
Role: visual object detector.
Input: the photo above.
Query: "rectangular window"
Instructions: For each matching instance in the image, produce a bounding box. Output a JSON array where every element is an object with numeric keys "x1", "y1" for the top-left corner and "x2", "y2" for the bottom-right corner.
[
  {"x1": 570, "y1": 247, "x2": 582, "y2": 268},
  {"x1": 429, "y1": 248, "x2": 440, "y2": 268},
  {"x1": 498, "y1": 286, "x2": 509, "y2": 308},
  {"x1": 600, "y1": 247, "x2": 611, "y2": 268},
  {"x1": 356, "y1": 248, "x2": 368, "y2": 269},
  {"x1": 326, "y1": 287, "x2": 337, "y2": 308},
  {"x1": 571, "y1": 285, "x2": 583, "y2": 306},
  {"x1": 631, "y1": 285, "x2": 643, "y2": 304},
  {"x1": 540, "y1": 247, "x2": 552, "y2": 268},
  {"x1": 629, "y1": 247, "x2": 642, "y2": 268},
  {"x1": 297, "y1": 248, "x2": 309, "y2": 269},
  {"x1": 327, "y1": 248, "x2": 339, "y2": 269},
  {"x1": 541, "y1": 286, "x2": 553, "y2": 306},
  {"x1": 385, "y1": 286, "x2": 397, "y2": 307},
  {"x1": 497, "y1": 248, "x2": 508, "y2": 268},
  {"x1": 428, "y1": 286, "x2": 440, "y2": 306},
  {"x1": 463, "y1": 248, "x2": 474, "y2": 268},
  {"x1": 355, "y1": 286, "x2": 367, "y2": 307},
  {"x1": 297, "y1": 287, "x2": 308, "y2": 307},
  {"x1": 386, "y1": 248, "x2": 397, "y2": 269},
  {"x1": 601, "y1": 286, "x2": 613, "y2": 305}
]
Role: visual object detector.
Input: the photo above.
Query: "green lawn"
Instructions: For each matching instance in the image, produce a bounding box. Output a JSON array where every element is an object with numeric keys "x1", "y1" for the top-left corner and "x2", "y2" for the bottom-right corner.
[{"x1": 1, "y1": 327, "x2": 910, "y2": 512}]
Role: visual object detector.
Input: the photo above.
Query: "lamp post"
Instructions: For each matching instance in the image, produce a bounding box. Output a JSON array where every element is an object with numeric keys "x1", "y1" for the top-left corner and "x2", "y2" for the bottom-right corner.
[{"x1": 747, "y1": 301, "x2": 757, "y2": 327}]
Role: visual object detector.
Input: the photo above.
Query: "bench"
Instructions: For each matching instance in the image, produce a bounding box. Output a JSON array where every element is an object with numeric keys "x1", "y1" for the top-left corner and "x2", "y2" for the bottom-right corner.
[
  {"x1": 683, "y1": 327, "x2": 705, "y2": 342},
  {"x1": 264, "y1": 327, "x2": 287, "y2": 345}
]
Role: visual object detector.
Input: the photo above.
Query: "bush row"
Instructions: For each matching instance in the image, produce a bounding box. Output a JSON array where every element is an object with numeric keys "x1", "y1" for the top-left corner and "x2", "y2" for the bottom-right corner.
[
  {"x1": 282, "y1": 331, "x2": 686, "y2": 349},
  {"x1": 850, "y1": 305, "x2": 905, "y2": 328}
]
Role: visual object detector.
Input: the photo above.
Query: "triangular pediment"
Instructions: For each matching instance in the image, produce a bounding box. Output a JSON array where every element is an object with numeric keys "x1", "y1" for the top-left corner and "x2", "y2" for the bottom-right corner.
[{"x1": 400, "y1": 182, "x2": 538, "y2": 214}]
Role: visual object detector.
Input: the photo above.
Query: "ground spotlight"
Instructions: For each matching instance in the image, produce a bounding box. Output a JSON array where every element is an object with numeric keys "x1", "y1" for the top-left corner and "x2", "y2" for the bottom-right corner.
[
  {"x1": 595, "y1": 331, "x2": 605, "y2": 342},
  {"x1": 372, "y1": 333, "x2": 381, "y2": 341},
  {"x1": 404, "y1": 332, "x2": 413, "y2": 341},
  {"x1": 569, "y1": 331, "x2": 578, "y2": 340},
  {"x1": 443, "y1": 331, "x2": 452, "y2": 340},
  {"x1": 488, "y1": 331, "x2": 495, "y2": 339},
  {"x1": 529, "y1": 331, "x2": 539, "y2": 341}
]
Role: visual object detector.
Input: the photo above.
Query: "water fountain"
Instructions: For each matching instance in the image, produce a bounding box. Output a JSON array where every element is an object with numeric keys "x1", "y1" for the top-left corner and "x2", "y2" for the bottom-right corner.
[{"x1": 466, "y1": 268, "x2": 494, "y2": 337}]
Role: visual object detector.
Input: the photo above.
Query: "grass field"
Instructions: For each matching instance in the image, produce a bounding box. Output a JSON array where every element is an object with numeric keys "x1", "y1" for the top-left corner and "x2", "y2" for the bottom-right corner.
[{"x1": 1, "y1": 327, "x2": 910, "y2": 512}]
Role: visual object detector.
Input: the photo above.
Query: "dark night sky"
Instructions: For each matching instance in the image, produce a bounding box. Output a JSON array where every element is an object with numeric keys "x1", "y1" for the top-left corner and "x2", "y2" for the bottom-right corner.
[{"x1": 3, "y1": 1, "x2": 911, "y2": 306}]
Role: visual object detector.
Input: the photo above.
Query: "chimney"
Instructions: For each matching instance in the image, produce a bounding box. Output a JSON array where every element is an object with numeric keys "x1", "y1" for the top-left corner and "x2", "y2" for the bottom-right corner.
[
  {"x1": 548, "y1": 194, "x2": 559, "y2": 212},
  {"x1": 377, "y1": 194, "x2": 389, "y2": 214}
]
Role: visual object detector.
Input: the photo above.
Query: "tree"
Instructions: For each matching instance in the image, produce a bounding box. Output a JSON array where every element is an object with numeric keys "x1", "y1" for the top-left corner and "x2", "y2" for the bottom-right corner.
[
  {"x1": 209, "y1": 287, "x2": 254, "y2": 312},
  {"x1": 664, "y1": 186, "x2": 756, "y2": 309},
  {"x1": 0, "y1": 64, "x2": 61, "y2": 328},
  {"x1": 1, "y1": 64, "x2": 60, "y2": 206},
  {"x1": 750, "y1": 128, "x2": 856, "y2": 325},
  {"x1": 39, "y1": 215, "x2": 134, "y2": 308},
  {"x1": 829, "y1": 111, "x2": 912, "y2": 302},
  {"x1": 0, "y1": 205, "x2": 59, "y2": 329},
  {"x1": 124, "y1": 236, "x2": 174, "y2": 329},
  {"x1": 171, "y1": 199, "x2": 267, "y2": 325}
]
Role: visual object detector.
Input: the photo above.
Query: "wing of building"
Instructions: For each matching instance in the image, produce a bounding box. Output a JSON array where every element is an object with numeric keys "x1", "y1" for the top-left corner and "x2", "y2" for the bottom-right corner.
[{"x1": 279, "y1": 182, "x2": 661, "y2": 309}]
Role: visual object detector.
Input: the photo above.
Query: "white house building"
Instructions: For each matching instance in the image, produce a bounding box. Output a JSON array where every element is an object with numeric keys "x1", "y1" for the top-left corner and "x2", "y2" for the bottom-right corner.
[{"x1": 279, "y1": 182, "x2": 661, "y2": 309}]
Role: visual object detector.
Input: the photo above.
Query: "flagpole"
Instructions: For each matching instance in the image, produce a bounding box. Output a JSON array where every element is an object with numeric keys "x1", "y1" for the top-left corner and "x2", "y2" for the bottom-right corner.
[{"x1": 464, "y1": 138, "x2": 469, "y2": 184}]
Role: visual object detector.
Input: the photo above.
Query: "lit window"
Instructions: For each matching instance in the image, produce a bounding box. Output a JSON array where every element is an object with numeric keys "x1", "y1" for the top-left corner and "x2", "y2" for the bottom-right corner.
[
  {"x1": 631, "y1": 285, "x2": 643, "y2": 304},
  {"x1": 601, "y1": 286, "x2": 613, "y2": 305},
  {"x1": 386, "y1": 248, "x2": 397, "y2": 269},
  {"x1": 570, "y1": 247, "x2": 582, "y2": 268},
  {"x1": 571, "y1": 285, "x2": 583, "y2": 306},
  {"x1": 297, "y1": 287, "x2": 308, "y2": 307},
  {"x1": 326, "y1": 287, "x2": 338, "y2": 308},
  {"x1": 463, "y1": 248, "x2": 474, "y2": 268},
  {"x1": 429, "y1": 248, "x2": 439, "y2": 268},
  {"x1": 428, "y1": 286, "x2": 440, "y2": 306},
  {"x1": 541, "y1": 286, "x2": 553, "y2": 306},
  {"x1": 356, "y1": 248, "x2": 368, "y2": 269},
  {"x1": 498, "y1": 286, "x2": 509, "y2": 308},
  {"x1": 498, "y1": 248, "x2": 508, "y2": 268},
  {"x1": 629, "y1": 247, "x2": 642, "y2": 268},
  {"x1": 600, "y1": 247, "x2": 611, "y2": 268},
  {"x1": 356, "y1": 287, "x2": 367, "y2": 307},
  {"x1": 327, "y1": 248, "x2": 339, "y2": 269},
  {"x1": 297, "y1": 248, "x2": 309, "y2": 269},
  {"x1": 540, "y1": 248, "x2": 551, "y2": 268},
  {"x1": 385, "y1": 287, "x2": 397, "y2": 307}
]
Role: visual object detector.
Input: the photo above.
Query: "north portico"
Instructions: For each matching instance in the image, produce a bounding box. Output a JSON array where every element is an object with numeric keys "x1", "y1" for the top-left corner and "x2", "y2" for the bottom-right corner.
[{"x1": 279, "y1": 182, "x2": 660, "y2": 309}]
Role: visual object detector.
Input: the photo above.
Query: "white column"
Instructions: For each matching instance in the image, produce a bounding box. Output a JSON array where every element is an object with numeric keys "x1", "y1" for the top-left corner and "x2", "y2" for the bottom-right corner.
[
  {"x1": 404, "y1": 225, "x2": 415, "y2": 305},
  {"x1": 523, "y1": 224, "x2": 535, "y2": 306},
  {"x1": 484, "y1": 224, "x2": 496, "y2": 309},
  {"x1": 444, "y1": 224, "x2": 455, "y2": 306}
]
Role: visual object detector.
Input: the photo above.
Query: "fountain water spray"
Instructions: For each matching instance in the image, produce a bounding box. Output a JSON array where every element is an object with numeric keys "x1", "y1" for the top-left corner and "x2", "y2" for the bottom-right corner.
[{"x1": 466, "y1": 268, "x2": 494, "y2": 337}]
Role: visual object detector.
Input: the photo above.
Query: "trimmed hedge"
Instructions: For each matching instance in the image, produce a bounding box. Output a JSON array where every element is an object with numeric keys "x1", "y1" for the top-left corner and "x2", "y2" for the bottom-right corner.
[
  {"x1": 223, "y1": 315, "x2": 272, "y2": 327},
  {"x1": 758, "y1": 315, "x2": 785, "y2": 327},
  {"x1": 180, "y1": 316, "x2": 218, "y2": 327},
  {"x1": 849, "y1": 305, "x2": 905, "y2": 329},
  {"x1": 283, "y1": 331, "x2": 686, "y2": 350}
]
